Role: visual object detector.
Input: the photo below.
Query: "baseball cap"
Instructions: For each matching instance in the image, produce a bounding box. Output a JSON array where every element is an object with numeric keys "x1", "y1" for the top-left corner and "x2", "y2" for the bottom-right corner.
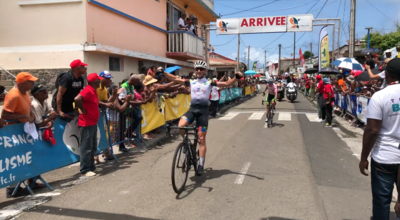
[
  {"x1": 323, "y1": 78, "x2": 330, "y2": 84},
  {"x1": 31, "y1": 83, "x2": 47, "y2": 95},
  {"x1": 99, "y1": 71, "x2": 113, "y2": 78},
  {"x1": 43, "y1": 128, "x2": 56, "y2": 145},
  {"x1": 366, "y1": 52, "x2": 372, "y2": 56},
  {"x1": 16, "y1": 72, "x2": 38, "y2": 84},
  {"x1": 315, "y1": 75, "x2": 322, "y2": 80},
  {"x1": 70, "y1": 59, "x2": 88, "y2": 68},
  {"x1": 386, "y1": 58, "x2": 400, "y2": 75},
  {"x1": 87, "y1": 73, "x2": 103, "y2": 83}
]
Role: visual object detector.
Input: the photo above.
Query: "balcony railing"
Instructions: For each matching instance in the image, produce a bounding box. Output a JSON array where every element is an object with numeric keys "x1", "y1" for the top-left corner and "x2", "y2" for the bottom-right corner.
[{"x1": 167, "y1": 31, "x2": 204, "y2": 59}]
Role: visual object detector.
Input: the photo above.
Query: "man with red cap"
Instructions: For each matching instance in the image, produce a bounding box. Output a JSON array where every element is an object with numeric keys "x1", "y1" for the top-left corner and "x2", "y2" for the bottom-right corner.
[
  {"x1": 52, "y1": 59, "x2": 86, "y2": 120},
  {"x1": 74, "y1": 73, "x2": 104, "y2": 177}
]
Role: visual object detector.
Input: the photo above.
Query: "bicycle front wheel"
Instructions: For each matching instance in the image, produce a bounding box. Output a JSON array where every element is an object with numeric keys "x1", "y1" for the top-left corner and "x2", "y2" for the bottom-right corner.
[{"x1": 171, "y1": 142, "x2": 189, "y2": 194}]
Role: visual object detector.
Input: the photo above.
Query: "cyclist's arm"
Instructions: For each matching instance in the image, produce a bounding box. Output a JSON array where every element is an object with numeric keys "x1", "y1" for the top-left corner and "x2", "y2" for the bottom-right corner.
[
  {"x1": 163, "y1": 72, "x2": 186, "y2": 85},
  {"x1": 274, "y1": 84, "x2": 278, "y2": 100},
  {"x1": 263, "y1": 84, "x2": 269, "y2": 93}
]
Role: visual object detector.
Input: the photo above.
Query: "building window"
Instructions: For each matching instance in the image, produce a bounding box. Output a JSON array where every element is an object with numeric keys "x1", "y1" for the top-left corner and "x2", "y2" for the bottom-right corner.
[{"x1": 109, "y1": 57, "x2": 120, "y2": 71}]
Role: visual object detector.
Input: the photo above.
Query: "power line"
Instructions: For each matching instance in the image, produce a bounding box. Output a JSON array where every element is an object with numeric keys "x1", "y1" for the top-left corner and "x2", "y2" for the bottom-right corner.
[
  {"x1": 216, "y1": 1, "x2": 318, "y2": 14},
  {"x1": 365, "y1": 0, "x2": 392, "y2": 21},
  {"x1": 336, "y1": 0, "x2": 342, "y2": 18},
  {"x1": 283, "y1": 0, "x2": 328, "y2": 49},
  {"x1": 220, "y1": 0, "x2": 280, "y2": 16},
  {"x1": 212, "y1": 35, "x2": 238, "y2": 47}
]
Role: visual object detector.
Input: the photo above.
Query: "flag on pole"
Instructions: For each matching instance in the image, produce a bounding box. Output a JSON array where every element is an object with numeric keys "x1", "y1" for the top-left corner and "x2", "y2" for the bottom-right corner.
[
  {"x1": 319, "y1": 26, "x2": 330, "y2": 70},
  {"x1": 299, "y1": 48, "x2": 305, "y2": 67},
  {"x1": 252, "y1": 61, "x2": 258, "y2": 71}
]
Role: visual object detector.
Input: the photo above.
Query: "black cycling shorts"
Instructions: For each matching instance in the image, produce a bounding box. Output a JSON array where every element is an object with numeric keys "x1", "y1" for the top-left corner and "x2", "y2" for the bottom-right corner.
[{"x1": 181, "y1": 107, "x2": 208, "y2": 131}]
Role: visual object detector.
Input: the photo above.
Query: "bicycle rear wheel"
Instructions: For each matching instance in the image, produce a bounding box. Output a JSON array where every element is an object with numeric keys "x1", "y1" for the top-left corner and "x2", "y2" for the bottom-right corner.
[
  {"x1": 171, "y1": 142, "x2": 189, "y2": 194},
  {"x1": 268, "y1": 105, "x2": 273, "y2": 128}
]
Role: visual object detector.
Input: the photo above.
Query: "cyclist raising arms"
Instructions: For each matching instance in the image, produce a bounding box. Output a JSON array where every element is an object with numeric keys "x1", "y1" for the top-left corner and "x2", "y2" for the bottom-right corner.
[
  {"x1": 163, "y1": 61, "x2": 243, "y2": 176},
  {"x1": 263, "y1": 78, "x2": 278, "y2": 122}
]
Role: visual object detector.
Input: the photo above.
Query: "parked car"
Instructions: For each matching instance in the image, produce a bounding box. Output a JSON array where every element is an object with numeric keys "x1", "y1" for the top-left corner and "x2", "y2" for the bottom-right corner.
[{"x1": 259, "y1": 76, "x2": 267, "y2": 83}]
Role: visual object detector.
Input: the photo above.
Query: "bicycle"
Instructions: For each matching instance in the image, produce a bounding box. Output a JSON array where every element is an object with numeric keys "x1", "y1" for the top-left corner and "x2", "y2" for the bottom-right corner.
[
  {"x1": 262, "y1": 97, "x2": 275, "y2": 128},
  {"x1": 167, "y1": 125, "x2": 199, "y2": 194}
]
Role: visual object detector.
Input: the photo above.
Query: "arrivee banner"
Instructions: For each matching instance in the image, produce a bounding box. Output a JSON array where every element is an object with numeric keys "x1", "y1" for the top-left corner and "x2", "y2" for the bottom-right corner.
[{"x1": 216, "y1": 14, "x2": 313, "y2": 35}]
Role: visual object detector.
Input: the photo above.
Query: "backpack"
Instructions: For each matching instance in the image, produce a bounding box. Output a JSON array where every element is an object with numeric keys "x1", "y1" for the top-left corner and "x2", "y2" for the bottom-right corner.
[{"x1": 51, "y1": 72, "x2": 74, "y2": 111}]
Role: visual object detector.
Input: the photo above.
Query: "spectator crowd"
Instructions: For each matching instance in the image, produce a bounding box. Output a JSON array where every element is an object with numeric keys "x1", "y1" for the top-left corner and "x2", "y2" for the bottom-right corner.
[{"x1": 0, "y1": 59, "x2": 255, "y2": 197}]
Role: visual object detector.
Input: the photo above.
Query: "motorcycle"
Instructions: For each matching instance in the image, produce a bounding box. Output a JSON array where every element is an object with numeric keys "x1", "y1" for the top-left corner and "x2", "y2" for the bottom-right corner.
[
  {"x1": 286, "y1": 82, "x2": 297, "y2": 103},
  {"x1": 276, "y1": 82, "x2": 285, "y2": 101}
]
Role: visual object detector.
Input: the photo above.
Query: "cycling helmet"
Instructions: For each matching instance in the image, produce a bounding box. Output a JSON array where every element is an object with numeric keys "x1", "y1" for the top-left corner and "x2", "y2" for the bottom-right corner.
[
  {"x1": 267, "y1": 78, "x2": 274, "y2": 83},
  {"x1": 194, "y1": 60, "x2": 207, "y2": 69}
]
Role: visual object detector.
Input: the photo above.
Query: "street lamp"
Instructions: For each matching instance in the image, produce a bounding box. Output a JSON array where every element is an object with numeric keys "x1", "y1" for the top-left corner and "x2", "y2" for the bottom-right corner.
[{"x1": 366, "y1": 27, "x2": 373, "y2": 49}]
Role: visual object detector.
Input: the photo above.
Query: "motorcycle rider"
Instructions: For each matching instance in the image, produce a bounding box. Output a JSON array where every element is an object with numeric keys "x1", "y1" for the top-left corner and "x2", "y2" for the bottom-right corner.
[
  {"x1": 286, "y1": 73, "x2": 296, "y2": 84},
  {"x1": 263, "y1": 78, "x2": 278, "y2": 122}
]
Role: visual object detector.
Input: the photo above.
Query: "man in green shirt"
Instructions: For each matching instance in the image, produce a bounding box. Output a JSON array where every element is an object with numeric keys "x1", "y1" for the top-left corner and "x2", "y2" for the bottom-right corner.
[{"x1": 118, "y1": 75, "x2": 147, "y2": 153}]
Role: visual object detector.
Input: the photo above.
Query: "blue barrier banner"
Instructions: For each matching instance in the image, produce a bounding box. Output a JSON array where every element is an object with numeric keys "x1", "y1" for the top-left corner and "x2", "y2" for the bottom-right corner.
[
  {"x1": 334, "y1": 93, "x2": 339, "y2": 106},
  {"x1": 219, "y1": 90, "x2": 226, "y2": 104},
  {"x1": 350, "y1": 95, "x2": 358, "y2": 116},
  {"x1": 226, "y1": 89, "x2": 232, "y2": 101},
  {"x1": 0, "y1": 113, "x2": 109, "y2": 188}
]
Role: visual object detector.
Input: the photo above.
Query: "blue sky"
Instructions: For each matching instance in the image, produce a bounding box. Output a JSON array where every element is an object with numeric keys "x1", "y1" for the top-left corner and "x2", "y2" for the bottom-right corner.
[{"x1": 210, "y1": 0, "x2": 400, "y2": 66}]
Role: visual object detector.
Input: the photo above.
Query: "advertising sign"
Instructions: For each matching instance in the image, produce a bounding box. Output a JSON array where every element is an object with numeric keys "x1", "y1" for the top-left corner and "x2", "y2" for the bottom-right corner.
[
  {"x1": 319, "y1": 26, "x2": 330, "y2": 70},
  {"x1": 287, "y1": 15, "x2": 314, "y2": 32},
  {"x1": 216, "y1": 14, "x2": 313, "y2": 35},
  {"x1": 0, "y1": 114, "x2": 109, "y2": 188}
]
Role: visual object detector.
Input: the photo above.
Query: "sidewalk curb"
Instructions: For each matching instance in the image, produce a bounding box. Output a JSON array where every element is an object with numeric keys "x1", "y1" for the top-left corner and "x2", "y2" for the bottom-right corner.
[{"x1": 300, "y1": 92, "x2": 362, "y2": 138}]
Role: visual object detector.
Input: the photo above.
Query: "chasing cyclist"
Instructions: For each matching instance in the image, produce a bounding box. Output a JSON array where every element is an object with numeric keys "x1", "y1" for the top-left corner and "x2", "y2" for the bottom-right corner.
[
  {"x1": 163, "y1": 61, "x2": 243, "y2": 176},
  {"x1": 263, "y1": 78, "x2": 278, "y2": 122}
]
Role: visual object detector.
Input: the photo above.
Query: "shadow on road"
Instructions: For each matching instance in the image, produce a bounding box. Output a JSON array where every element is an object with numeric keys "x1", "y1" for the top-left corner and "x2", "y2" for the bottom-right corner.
[
  {"x1": 25, "y1": 205, "x2": 159, "y2": 220},
  {"x1": 176, "y1": 167, "x2": 264, "y2": 200},
  {"x1": 260, "y1": 217, "x2": 297, "y2": 220},
  {"x1": 272, "y1": 123, "x2": 285, "y2": 128}
]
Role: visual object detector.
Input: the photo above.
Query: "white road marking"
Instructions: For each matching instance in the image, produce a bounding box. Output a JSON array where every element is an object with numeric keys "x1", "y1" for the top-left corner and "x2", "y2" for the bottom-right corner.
[
  {"x1": 278, "y1": 113, "x2": 292, "y2": 121},
  {"x1": 248, "y1": 112, "x2": 264, "y2": 120},
  {"x1": 218, "y1": 112, "x2": 239, "y2": 120},
  {"x1": 305, "y1": 113, "x2": 319, "y2": 122},
  {"x1": 264, "y1": 123, "x2": 268, "y2": 128},
  {"x1": 234, "y1": 162, "x2": 251, "y2": 184}
]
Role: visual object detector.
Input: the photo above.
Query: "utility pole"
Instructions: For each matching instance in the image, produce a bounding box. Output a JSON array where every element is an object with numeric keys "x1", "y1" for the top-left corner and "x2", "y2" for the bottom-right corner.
[
  {"x1": 264, "y1": 50, "x2": 267, "y2": 74},
  {"x1": 366, "y1": 27, "x2": 373, "y2": 49},
  {"x1": 278, "y1": 44, "x2": 282, "y2": 76},
  {"x1": 293, "y1": 32, "x2": 296, "y2": 73},
  {"x1": 247, "y1": 46, "x2": 250, "y2": 71},
  {"x1": 236, "y1": 33, "x2": 240, "y2": 71},
  {"x1": 349, "y1": 0, "x2": 356, "y2": 58},
  {"x1": 310, "y1": 42, "x2": 312, "y2": 56}
]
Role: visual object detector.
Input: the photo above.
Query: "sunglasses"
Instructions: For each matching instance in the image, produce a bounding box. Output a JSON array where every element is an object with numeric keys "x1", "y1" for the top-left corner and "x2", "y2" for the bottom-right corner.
[{"x1": 195, "y1": 68, "x2": 205, "y2": 71}]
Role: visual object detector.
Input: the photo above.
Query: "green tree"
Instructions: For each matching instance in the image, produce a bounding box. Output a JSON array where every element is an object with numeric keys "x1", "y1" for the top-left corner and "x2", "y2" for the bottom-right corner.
[
  {"x1": 362, "y1": 28, "x2": 400, "y2": 52},
  {"x1": 303, "y1": 51, "x2": 314, "y2": 59}
]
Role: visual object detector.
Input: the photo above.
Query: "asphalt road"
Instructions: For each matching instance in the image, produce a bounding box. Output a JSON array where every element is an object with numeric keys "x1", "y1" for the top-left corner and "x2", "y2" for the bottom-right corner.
[{"x1": 11, "y1": 86, "x2": 398, "y2": 220}]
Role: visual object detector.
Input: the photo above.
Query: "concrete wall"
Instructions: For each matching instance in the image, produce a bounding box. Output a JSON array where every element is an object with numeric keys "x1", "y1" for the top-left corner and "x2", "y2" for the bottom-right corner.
[
  {"x1": 0, "y1": 68, "x2": 69, "y2": 92},
  {"x1": 84, "y1": 52, "x2": 138, "y2": 86},
  {"x1": 0, "y1": 0, "x2": 87, "y2": 47},
  {"x1": 86, "y1": 0, "x2": 167, "y2": 57},
  {"x1": 0, "y1": 47, "x2": 84, "y2": 70}
]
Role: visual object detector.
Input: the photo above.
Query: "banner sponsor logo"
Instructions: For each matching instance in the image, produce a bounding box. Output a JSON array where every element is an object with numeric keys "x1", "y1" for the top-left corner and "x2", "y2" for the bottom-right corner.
[
  {"x1": 287, "y1": 15, "x2": 314, "y2": 32},
  {"x1": 0, "y1": 114, "x2": 108, "y2": 188}
]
